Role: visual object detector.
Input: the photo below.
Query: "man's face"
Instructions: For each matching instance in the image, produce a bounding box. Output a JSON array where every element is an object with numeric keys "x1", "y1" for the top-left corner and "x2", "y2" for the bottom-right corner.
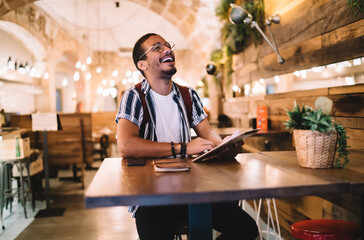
[{"x1": 140, "y1": 35, "x2": 177, "y2": 79}]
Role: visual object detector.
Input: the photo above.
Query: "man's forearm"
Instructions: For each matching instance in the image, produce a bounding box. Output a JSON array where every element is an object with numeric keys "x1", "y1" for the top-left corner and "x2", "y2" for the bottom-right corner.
[{"x1": 118, "y1": 137, "x2": 181, "y2": 158}]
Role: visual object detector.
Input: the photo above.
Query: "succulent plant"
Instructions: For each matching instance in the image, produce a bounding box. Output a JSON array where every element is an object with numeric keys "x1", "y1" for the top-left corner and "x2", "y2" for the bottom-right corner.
[
  {"x1": 284, "y1": 98, "x2": 350, "y2": 168},
  {"x1": 283, "y1": 103, "x2": 311, "y2": 133},
  {"x1": 303, "y1": 109, "x2": 333, "y2": 132}
]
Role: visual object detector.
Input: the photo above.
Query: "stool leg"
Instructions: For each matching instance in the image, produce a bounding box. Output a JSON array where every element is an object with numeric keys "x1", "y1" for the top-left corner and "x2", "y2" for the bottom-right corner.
[
  {"x1": 25, "y1": 160, "x2": 34, "y2": 211},
  {"x1": 272, "y1": 199, "x2": 281, "y2": 239},
  {"x1": 265, "y1": 199, "x2": 282, "y2": 240},
  {"x1": 19, "y1": 161, "x2": 27, "y2": 218},
  {"x1": 266, "y1": 199, "x2": 271, "y2": 239},
  {"x1": 253, "y1": 199, "x2": 263, "y2": 240}
]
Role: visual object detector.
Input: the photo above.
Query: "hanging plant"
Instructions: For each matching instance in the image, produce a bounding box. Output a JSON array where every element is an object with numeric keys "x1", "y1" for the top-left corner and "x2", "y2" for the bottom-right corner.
[
  {"x1": 213, "y1": 0, "x2": 265, "y2": 96},
  {"x1": 348, "y1": 0, "x2": 364, "y2": 17},
  {"x1": 197, "y1": 76, "x2": 210, "y2": 98},
  {"x1": 222, "y1": 45, "x2": 233, "y2": 87},
  {"x1": 216, "y1": 0, "x2": 236, "y2": 21},
  {"x1": 209, "y1": 49, "x2": 224, "y2": 95},
  {"x1": 216, "y1": 0, "x2": 265, "y2": 54}
]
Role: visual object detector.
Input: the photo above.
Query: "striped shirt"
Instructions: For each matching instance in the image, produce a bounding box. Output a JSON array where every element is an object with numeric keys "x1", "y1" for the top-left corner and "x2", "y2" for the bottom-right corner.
[
  {"x1": 115, "y1": 78, "x2": 207, "y2": 142},
  {"x1": 115, "y1": 79, "x2": 208, "y2": 217}
]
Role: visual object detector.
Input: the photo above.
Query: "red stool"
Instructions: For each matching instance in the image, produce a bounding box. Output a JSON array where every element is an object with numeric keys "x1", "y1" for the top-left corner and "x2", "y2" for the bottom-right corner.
[{"x1": 291, "y1": 219, "x2": 361, "y2": 240}]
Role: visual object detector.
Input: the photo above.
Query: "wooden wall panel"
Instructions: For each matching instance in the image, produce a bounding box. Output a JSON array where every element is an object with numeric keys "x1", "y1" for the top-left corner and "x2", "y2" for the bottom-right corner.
[
  {"x1": 234, "y1": 0, "x2": 364, "y2": 82},
  {"x1": 225, "y1": 84, "x2": 363, "y2": 238}
]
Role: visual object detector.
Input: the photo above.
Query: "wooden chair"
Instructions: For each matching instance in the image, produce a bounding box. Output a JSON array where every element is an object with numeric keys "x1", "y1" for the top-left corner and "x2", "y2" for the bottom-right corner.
[
  {"x1": 46, "y1": 116, "x2": 85, "y2": 189},
  {"x1": 93, "y1": 134, "x2": 109, "y2": 160},
  {"x1": 291, "y1": 219, "x2": 361, "y2": 240}
]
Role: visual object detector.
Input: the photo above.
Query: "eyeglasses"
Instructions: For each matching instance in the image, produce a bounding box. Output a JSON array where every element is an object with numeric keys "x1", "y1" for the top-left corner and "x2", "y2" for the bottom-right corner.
[{"x1": 139, "y1": 41, "x2": 175, "y2": 60}]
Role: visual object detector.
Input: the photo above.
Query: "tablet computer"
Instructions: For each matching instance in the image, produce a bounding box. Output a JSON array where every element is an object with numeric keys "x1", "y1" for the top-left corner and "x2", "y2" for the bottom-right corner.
[{"x1": 193, "y1": 128, "x2": 260, "y2": 162}]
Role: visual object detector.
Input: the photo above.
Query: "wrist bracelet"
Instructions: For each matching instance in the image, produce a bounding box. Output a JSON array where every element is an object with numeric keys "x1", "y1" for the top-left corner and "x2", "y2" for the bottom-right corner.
[
  {"x1": 171, "y1": 142, "x2": 176, "y2": 158},
  {"x1": 180, "y1": 142, "x2": 186, "y2": 158}
]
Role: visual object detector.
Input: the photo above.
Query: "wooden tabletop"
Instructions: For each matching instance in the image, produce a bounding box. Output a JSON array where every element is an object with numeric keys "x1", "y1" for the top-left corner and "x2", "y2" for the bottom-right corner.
[
  {"x1": 84, "y1": 149, "x2": 364, "y2": 208},
  {"x1": 260, "y1": 149, "x2": 364, "y2": 194}
]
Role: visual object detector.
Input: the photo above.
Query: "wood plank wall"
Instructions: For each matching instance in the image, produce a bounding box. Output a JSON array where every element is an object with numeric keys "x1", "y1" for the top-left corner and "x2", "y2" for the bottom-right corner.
[
  {"x1": 233, "y1": 0, "x2": 364, "y2": 83},
  {"x1": 224, "y1": 84, "x2": 364, "y2": 239}
]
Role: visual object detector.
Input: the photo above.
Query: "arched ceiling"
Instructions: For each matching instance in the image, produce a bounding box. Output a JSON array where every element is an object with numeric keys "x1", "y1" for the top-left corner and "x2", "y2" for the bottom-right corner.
[
  {"x1": 0, "y1": 20, "x2": 46, "y2": 61},
  {"x1": 1, "y1": 0, "x2": 222, "y2": 58}
]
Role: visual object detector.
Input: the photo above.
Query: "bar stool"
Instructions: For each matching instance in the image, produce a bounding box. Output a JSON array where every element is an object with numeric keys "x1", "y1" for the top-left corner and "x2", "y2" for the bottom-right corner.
[
  {"x1": 0, "y1": 157, "x2": 33, "y2": 229},
  {"x1": 240, "y1": 198, "x2": 282, "y2": 240},
  {"x1": 291, "y1": 219, "x2": 361, "y2": 240}
]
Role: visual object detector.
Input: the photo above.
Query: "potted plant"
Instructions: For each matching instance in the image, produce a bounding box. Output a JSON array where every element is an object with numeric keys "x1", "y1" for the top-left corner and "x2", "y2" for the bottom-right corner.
[{"x1": 284, "y1": 97, "x2": 349, "y2": 168}]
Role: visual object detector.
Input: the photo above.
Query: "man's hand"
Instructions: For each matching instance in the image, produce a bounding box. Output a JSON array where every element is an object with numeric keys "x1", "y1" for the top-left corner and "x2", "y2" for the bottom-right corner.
[{"x1": 186, "y1": 137, "x2": 215, "y2": 155}]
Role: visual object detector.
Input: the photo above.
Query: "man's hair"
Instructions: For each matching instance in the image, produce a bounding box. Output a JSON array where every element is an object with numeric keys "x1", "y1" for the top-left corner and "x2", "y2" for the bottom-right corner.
[{"x1": 132, "y1": 33, "x2": 158, "y2": 77}]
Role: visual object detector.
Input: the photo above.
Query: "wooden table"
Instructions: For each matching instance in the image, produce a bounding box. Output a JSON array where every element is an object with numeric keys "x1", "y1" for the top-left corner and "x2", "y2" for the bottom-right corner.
[{"x1": 84, "y1": 149, "x2": 364, "y2": 239}]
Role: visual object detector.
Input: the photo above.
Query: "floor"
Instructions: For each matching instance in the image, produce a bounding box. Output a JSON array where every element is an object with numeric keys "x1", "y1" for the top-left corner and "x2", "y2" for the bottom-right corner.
[{"x1": 1, "y1": 159, "x2": 139, "y2": 240}]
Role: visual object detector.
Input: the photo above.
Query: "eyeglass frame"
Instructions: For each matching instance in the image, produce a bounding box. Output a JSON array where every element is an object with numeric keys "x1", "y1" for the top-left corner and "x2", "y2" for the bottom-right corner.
[{"x1": 138, "y1": 41, "x2": 175, "y2": 60}]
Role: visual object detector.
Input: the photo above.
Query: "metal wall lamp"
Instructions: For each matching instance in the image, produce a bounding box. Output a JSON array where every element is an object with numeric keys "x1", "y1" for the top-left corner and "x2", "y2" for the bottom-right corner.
[{"x1": 229, "y1": 3, "x2": 285, "y2": 64}]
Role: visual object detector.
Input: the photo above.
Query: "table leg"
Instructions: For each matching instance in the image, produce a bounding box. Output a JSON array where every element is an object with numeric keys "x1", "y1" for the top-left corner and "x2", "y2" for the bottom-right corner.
[
  {"x1": 43, "y1": 130, "x2": 50, "y2": 209},
  {"x1": 189, "y1": 203, "x2": 212, "y2": 240},
  {"x1": 34, "y1": 131, "x2": 65, "y2": 218}
]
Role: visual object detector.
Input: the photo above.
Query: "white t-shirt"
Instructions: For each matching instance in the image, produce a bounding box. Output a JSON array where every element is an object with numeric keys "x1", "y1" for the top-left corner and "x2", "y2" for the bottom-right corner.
[{"x1": 150, "y1": 89, "x2": 181, "y2": 143}]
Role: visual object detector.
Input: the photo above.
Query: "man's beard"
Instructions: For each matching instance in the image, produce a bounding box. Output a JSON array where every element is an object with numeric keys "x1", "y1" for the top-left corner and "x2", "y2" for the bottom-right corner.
[{"x1": 160, "y1": 67, "x2": 177, "y2": 80}]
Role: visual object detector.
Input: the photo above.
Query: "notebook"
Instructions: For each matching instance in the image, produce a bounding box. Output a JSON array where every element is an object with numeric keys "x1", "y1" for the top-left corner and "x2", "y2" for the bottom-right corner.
[{"x1": 153, "y1": 159, "x2": 190, "y2": 172}]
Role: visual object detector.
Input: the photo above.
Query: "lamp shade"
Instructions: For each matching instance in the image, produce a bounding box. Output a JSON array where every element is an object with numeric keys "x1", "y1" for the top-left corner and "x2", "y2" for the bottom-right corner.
[
  {"x1": 229, "y1": 4, "x2": 252, "y2": 25},
  {"x1": 206, "y1": 63, "x2": 216, "y2": 75}
]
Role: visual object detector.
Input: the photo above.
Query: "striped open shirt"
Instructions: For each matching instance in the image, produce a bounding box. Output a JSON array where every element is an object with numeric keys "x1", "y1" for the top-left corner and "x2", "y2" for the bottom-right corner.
[
  {"x1": 115, "y1": 78, "x2": 207, "y2": 141},
  {"x1": 115, "y1": 78, "x2": 207, "y2": 217}
]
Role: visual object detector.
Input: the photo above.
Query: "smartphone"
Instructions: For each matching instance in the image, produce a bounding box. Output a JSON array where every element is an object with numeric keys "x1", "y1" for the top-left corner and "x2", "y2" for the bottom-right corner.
[{"x1": 127, "y1": 159, "x2": 145, "y2": 166}]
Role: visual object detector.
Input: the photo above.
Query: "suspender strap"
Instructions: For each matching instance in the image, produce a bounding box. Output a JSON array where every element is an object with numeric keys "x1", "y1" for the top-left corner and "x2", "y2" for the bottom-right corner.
[
  {"x1": 135, "y1": 82, "x2": 150, "y2": 136},
  {"x1": 177, "y1": 84, "x2": 192, "y2": 125}
]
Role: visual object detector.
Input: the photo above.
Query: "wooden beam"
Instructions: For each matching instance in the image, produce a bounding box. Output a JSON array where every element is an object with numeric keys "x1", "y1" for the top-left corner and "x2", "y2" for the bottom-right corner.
[{"x1": 322, "y1": 19, "x2": 364, "y2": 47}]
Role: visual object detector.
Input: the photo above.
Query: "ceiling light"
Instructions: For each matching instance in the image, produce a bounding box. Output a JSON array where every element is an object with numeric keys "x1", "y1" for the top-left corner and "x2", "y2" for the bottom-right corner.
[
  {"x1": 97, "y1": 87, "x2": 103, "y2": 94},
  {"x1": 86, "y1": 72, "x2": 92, "y2": 80},
  {"x1": 62, "y1": 78, "x2": 68, "y2": 86},
  {"x1": 274, "y1": 76, "x2": 280, "y2": 83},
  {"x1": 76, "y1": 61, "x2": 81, "y2": 69},
  {"x1": 73, "y1": 71, "x2": 80, "y2": 81},
  {"x1": 86, "y1": 57, "x2": 92, "y2": 65},
  {"x1": 232, "y1": 85, "x2": 239, "y2": 92}
]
